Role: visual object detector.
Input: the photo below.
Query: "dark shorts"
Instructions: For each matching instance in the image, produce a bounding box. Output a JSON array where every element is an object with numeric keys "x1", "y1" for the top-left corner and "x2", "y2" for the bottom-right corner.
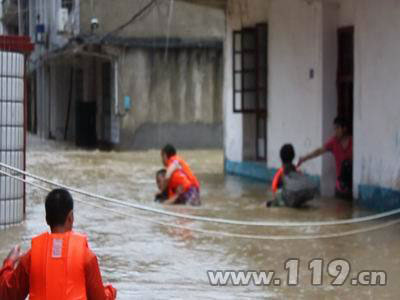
[
  {"x1": 337, "y1": 159, "x2": 353, "y2": 200},
  {"x1": 177, "y1": 187, "x2": 201, "y2": 206}
]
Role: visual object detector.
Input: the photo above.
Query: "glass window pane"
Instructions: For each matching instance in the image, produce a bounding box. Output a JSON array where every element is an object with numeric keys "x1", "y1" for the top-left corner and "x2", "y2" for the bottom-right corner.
[
  {"x1": 234, "y1": 33, "x2": 242, "y2": 51},
  {"x1": 258, "y1": 138, "x2": 265, "y2": 158},
  {"x1": 234, "y1": 54, "x2": 242, "y2": 71},
  {"x1": 235, "y1": 74, "x2": 242, "y2": 91},
  {"x1": 234, "y1": 92, "x2": 242, "y2": 111}
]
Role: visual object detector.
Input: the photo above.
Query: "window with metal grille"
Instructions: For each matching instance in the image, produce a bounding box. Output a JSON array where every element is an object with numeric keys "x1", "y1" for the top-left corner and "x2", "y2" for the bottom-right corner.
[
  {"x1": 233, "y1": 23, "x2": 267, "y2": 114},
  {"x1": 233, "y1": 23, "x2": 268, "y2": 161}
]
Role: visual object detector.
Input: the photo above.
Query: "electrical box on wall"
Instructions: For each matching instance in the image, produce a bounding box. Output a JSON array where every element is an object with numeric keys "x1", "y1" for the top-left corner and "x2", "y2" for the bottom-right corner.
[{"x1": 35, "y1": 24, "x2": 46, "y2": 44}]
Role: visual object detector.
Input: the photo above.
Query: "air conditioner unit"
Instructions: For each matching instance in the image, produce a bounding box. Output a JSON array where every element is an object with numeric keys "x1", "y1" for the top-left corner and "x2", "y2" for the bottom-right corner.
[{"x1": 57, "y1": 8, "x2": 69, "y2": 33}]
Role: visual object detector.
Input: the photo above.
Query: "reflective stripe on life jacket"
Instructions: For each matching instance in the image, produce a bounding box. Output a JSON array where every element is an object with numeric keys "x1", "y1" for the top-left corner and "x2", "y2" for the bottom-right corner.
[
  {"x1": 271, "y1": 168, "x2": 284, "y2": 194},
  {"x1": 168, "y1": 170, "x2": 192, "y2": 198},
  {"x1": 167, "y1": 155, "x2": 200, "y2": 189},
  {"x1": 30, "y1": 231, "x2": 88, "y2": 300}
]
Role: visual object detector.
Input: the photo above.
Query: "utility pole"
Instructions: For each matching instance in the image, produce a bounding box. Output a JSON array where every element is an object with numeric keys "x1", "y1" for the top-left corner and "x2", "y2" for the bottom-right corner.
[
  {"x1": 0, "y1": 1, "x2": 3, "y2": 35},
  {"x1": 18, "y1": 0, "x2": 23, "y2": 35}
]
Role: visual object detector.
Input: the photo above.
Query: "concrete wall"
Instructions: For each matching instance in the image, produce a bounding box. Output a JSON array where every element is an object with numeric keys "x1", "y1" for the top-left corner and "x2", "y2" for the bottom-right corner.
[
  {"x1": 116, "y1": 47, "x2": 223, "y2": 149},
  {"x1": 80, "y1": 0, "x2": 224, "y2": 39},
  {"x1": 321, "y1": 2, "x2": 339, "y2": 196},
  {"x1": 353, "y1": 0, "x2": 400, "y2": 196}
]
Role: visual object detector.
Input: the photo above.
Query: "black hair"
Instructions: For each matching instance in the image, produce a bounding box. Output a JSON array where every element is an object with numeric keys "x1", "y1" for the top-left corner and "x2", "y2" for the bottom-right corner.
[
  {"x1": 334, "y1": 116, "x2": 349, "y2": 129},
  {"x1": 45, "y1": 189, "x2": 74, "y2": 228},
  {"x1": 280, "y1": 144, "x2": 295, "y2": 164},
  {"x1": 156, "y1": 169, "x2": 166, "y2": 178},
  {"x1": 162, "y1": 144, "x2": 177, "y2": 158}
]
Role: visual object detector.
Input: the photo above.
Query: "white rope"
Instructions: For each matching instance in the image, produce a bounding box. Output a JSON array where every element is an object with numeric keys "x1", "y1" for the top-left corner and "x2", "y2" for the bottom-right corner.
[
  {"x1": 1, "y1": 162, "x2": 400, "y2": 227},
  {"x1": 2, "y1": 168, "x2": 400, "y2": 240}
]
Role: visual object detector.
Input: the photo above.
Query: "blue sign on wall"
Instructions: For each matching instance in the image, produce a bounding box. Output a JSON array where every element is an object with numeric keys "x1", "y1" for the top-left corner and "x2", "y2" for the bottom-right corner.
[{"x1": 124, "y1": 96, "x2": 132, "y2": 111}]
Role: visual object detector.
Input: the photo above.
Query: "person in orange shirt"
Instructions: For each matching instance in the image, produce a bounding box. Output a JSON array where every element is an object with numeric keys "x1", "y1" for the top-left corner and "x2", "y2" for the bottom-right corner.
[
  {"x1": 161, "y1": 144, "x2": 200, "y2": 193},
  {"x1": 0, "y1": 188, "x2": 117, "y2": 300},
  {"x1": 156, "y1": 169, "x2": 200, "y2": 206}
]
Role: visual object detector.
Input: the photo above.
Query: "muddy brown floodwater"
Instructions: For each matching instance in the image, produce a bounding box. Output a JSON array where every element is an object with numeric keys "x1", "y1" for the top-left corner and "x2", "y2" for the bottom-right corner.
[{"x1": 1, "y1": 139, "x2": 400, "y2": 299}]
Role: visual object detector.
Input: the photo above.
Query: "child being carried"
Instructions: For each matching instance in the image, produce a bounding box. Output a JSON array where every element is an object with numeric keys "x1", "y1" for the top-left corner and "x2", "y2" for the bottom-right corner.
[{"x1": 155, "y1": 169, "x2": 201, "y2": 206}]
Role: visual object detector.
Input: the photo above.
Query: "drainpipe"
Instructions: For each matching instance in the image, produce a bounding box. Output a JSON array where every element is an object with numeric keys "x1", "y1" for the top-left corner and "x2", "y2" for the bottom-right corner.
[
  {"x1": 18, "y1": 0, "x2": 23, "y2": 35},
  {"x1": 114, "y1": 58, "x2": 119, "y2": 115}
]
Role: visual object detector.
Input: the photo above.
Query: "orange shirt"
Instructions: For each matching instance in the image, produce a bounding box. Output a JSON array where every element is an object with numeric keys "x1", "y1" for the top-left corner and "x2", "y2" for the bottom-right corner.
[
  {"x1": 167, "y1": 155, "x2": 200, "y2": 189},
  {"x1": 0, "y1": 240, "x2": 116, "y2": 300},
  {"x1": 168, "y1": 170, "x2": 192, "y2": 198},
  {"x1": 271, "y1": 168, "x2": 284, "y2": 194}
]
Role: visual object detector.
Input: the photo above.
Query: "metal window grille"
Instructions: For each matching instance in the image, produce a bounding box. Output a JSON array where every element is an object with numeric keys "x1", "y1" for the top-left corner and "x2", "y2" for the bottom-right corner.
[{"x1": 0, "y1": 35, "x2": 33, "y2": 227}]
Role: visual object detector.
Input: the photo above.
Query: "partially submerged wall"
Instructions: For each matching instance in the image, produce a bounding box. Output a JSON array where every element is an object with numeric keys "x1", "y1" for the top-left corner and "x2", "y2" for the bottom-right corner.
[
  {"x1": 353, "y1": 0, "x2": 400, "y2": 209},
  {"x1": 116, "y1": 47, "x2": 223, "y2": 149}
]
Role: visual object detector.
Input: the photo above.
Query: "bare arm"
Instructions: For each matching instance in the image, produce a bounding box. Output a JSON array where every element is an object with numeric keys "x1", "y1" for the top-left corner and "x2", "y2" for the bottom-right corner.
[
  {"x1": 164, "y1": 185, "x2": 183, "y2": 205},
  {"x1": 0, "y1": 247, "x2": 30, "y2": 300},
  {"x1": 298, "y1": 147, "x2": 327, "y2": 167}
]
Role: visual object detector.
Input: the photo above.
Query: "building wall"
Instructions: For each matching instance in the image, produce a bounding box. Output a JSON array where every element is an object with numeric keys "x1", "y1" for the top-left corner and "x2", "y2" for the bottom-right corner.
[
  {"x1": 80, "y1": 0, "x2": 224, "y2": 39},
  {"x1": 116, "y1": 47, "x2": 223, "y2": 149},
  {"x1": 28, "y1": 0, "x2": 224, "y2": 149},
  {"x1": 353, "y1": 0, "x2": 400, "y2": 205},
  {"x1": 224, "y1": 0, "x2": 400, "y2": 208},
  {"x1": 268, "y1": 0, "x2": 323, "y2": 176},
  {"x1": 224, "y1": 0, "x2": 326, "y2": 179},
  {"x1": 321, "y1": 2, "x2": 339, "y2": 196},
  {"x1": 28, "y1": 0, "x2": 80, "y2": 140}
]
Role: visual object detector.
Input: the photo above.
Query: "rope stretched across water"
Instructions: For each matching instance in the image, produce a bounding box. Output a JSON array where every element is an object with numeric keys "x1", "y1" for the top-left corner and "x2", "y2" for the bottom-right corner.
[
  {"x1": 1, "y1": 162, "x2": 400, "y2": 227},
  {"x1": 1, "y1": 168, "x2": 400, "y2": 241}
]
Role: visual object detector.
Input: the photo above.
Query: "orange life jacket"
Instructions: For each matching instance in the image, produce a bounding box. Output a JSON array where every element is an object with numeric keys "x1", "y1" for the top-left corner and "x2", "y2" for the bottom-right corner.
[
  {"x1": 271, "y1": 168, "x2": 284, "y2": 194},
  {"x1": 30, "y1": 231, "x2": 88, "y2": 300},
  {"x1": 168, "y1": 170, "x2": 192, "y2": 198},
  {"x1": 167, "y1": 155, "x2": 200, "y2": 189}
]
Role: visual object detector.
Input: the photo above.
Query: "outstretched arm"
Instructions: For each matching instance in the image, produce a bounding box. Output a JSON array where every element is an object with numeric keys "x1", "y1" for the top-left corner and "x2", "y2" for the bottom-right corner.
[{"x1": 298, "y1": 147, "x2": 327, "y2": 167}]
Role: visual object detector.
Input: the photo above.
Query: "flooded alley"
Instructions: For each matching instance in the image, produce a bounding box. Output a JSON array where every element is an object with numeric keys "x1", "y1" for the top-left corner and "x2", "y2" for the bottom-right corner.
[{"x1": 1, "y1": 138, "x2": 399, "y2": 299}]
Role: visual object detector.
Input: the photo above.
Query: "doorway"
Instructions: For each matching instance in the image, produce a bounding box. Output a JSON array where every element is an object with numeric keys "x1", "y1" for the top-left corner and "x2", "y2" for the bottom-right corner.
[{"x1": 337, "y1": 26, "x2": 354, "y2": 131}]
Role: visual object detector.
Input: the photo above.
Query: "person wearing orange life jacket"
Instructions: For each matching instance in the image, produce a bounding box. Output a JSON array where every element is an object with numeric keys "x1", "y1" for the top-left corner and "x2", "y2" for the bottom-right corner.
[
  {"x1": 156, "y1": 169, "x2": 200, "y2": 206},
  {"x1": 0, "y1": 189, "x2": 116, "y2": 300},
  {"x1": 161, "y1": 144, "x2": 200, "y2": 192}
]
